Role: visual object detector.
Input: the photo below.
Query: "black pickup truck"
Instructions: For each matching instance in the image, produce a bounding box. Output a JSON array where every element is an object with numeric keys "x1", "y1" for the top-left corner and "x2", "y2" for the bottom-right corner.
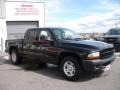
[
  {"x1": 5, "y1": 27, "x2": 115, "y2": 81},
  {"x1": 100, "y1": 28, "x2": 120, "y2": 52}
]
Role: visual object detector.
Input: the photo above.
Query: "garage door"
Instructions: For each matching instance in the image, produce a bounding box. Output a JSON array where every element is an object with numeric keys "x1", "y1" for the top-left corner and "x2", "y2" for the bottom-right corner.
[{"x1": 7, "y1": 21, "x2": 39, "y2": 40}]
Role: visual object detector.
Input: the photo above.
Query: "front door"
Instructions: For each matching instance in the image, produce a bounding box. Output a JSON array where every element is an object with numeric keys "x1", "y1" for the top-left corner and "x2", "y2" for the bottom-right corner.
[{"x1": 34, "y1": 29, "x2": 58, "y2": 64}]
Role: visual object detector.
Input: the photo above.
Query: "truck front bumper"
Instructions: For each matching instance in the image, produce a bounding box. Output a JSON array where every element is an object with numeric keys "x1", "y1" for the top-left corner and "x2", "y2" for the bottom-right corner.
[{"x1": 82, "y1": 54, "x2": 116, "y2": 72}]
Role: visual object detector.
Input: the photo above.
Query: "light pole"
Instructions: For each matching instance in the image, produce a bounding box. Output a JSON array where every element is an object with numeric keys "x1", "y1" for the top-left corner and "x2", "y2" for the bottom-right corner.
[
  {"x1": 115, "y1": 23, "x2": 117, "y2": 28},
  {"x1": 0, "y1": 0, "x2": 6, "y2": 50},
  {"x1": 44, "y1": 0, "x2": 45, "y2": 27},
  {"x1": 0, "y1": 0, "x2": 5, "y2": 19}
]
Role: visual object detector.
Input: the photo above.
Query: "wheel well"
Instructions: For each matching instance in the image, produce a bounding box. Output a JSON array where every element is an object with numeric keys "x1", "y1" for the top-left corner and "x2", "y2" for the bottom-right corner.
[
  {"x1": 9, "y1": 46, "x2": 17, "y2": 54},
  {"x1": 58, "y1": 52, "x2": 81, "y2": 65}
]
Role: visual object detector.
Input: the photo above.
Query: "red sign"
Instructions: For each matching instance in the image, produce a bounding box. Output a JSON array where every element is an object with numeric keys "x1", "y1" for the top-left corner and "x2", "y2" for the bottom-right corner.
[{"x1": 15, "y1": 4, "x2": 39, "y2": 15}]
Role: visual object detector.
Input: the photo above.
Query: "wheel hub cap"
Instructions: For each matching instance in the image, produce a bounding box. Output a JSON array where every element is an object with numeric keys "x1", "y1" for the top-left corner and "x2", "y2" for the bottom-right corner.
[
  {"x1": 63, "y1": 61, "x2": 76, "y2": 77},
  {"x1": 11, "y1": 52, "x2": 17, "y2": 62}
]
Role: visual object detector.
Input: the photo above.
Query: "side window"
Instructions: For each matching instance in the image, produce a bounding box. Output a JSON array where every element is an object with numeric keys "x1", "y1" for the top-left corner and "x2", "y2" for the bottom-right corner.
[
  {"x1": 39, "y1": 30, "x2": 53, "y2": 41},
  {"x1": 28, "y1": 30, "x2": 37, "y2": 41},
  {"x1": 24, "y1": 30, "x2": 30, "y2": 41},
  {"x1": 53, "y1": 30, "x2": 62, "y2": 39}
]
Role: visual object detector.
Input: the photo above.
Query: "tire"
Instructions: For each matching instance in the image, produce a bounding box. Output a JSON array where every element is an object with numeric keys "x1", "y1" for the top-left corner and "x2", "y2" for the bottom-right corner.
[
  {"x1": 60, "y1": 56, "x2": 82, "y2": 81},
  {"x1": 10, "y1": 50, "x2": 22, "y2": 65}
]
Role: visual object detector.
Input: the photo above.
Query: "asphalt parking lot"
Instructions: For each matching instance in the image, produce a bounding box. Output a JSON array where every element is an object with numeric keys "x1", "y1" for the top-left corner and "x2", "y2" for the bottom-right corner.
[{"x1": 0, "y1": 52, "x2": 120, "y2": 90}]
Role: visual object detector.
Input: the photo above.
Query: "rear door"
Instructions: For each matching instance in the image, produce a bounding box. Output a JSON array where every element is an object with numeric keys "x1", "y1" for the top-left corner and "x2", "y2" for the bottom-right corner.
[{"x1": 23, "y1": 29, "x2": 38, "y2": 58}]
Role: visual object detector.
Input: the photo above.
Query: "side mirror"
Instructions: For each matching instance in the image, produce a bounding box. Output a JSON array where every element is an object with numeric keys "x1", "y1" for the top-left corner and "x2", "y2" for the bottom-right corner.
[{"x1": 49, "y1": 40, "x2": 55, "y2": 45}]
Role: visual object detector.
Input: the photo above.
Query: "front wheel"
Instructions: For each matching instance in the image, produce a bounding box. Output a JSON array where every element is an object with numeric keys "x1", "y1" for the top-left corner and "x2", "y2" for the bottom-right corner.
[
  {"x1": 60, "y1": 56, "x2": 82, "y2": 81},
  {"x1": 10, "y1": 50, "x2": 21, "y2": 65}
]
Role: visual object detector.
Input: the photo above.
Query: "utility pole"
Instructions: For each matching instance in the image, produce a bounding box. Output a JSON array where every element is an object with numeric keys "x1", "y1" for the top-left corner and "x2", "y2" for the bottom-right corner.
[
  {"x1": 0, "y1": 0, "x2": 5, "y2": 19},
  {"x1": 0, "y1": 0, "x2": 6, "y2": 50}
]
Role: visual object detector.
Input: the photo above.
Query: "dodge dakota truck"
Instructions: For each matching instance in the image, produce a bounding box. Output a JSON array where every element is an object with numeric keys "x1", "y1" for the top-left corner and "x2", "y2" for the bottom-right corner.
[
  {"x1": 5, "y1": 27, "x2": 115, "y2": 81},
  {"x1": 100, "y1": 28, "x2": 120, "y2": 52}
]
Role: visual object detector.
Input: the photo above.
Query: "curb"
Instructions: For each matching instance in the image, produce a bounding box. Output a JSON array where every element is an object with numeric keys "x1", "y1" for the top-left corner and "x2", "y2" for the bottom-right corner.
[
  {"x1": 116, "y1": 53, "x2": 120, "y2": 58},
  {"x1": 0, "y1": 51, "x2": 9, "y2": 60},
  {"x1": 0, "y1": 51, "x2": 8, "y2": 57}
]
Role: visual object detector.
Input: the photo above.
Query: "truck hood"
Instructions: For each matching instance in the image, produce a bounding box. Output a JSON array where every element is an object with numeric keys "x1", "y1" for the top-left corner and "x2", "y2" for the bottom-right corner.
[{"x1": 60, "y1": 40, "x2": 113, "y2": 51}]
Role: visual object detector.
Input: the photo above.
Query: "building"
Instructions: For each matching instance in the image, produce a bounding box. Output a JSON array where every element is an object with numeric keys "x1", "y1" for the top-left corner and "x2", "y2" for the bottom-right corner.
[{"x1": 0, "y1": 0, "x2": 45, "y2": 50}]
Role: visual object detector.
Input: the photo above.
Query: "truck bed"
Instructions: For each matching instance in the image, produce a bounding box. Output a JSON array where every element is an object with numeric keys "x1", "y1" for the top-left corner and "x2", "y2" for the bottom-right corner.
[{"x1": 5, "y1": 39, "x2": 23, "y2": 53}]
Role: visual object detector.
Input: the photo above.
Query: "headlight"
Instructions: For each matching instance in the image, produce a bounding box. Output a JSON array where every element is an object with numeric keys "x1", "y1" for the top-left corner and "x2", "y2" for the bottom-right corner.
[{"x1": 87, "y1": 52, "x2": 100, "y2": 60}]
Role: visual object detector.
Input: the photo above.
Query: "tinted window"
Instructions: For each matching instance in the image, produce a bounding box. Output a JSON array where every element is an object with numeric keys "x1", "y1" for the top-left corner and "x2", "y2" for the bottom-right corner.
[
  {"x1": 24, "y1": 30, "x2": 30, "y2": 41},
  {"x1": 28, "y1": 29, "x2": 37, "y2": 41},
  {"x1": 106, "y1": 29, "x2": 120, "y2": 35},
  {"x1": 52, "y1": 28, "x2": 81, "y2": 40}
]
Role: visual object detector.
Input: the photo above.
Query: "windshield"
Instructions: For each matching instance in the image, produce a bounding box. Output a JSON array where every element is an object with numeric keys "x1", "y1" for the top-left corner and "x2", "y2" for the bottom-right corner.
[
  {"x1": 52, "y1": 28, "x2": 81, "y2": 40},
  {"x1": 106, "y1": 29, "x2": 120, "y2": 35}
]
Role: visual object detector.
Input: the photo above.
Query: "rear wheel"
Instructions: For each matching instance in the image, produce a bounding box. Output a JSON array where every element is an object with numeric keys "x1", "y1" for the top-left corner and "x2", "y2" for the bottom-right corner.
[
  {"x1": 60, "y1": 56, "x2": 82, "y2": 81},
  {"x1": 10, "y1": 50, "x2": 22, "y2": 65}
]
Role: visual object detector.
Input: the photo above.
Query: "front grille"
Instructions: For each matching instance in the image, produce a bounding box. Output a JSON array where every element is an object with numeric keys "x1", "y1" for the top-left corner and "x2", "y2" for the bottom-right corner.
[
  {"x1": 105, "y1": 38, "x2": 117, "y2": 43},
  {"x1": 100, "y1": 48, "x2": 114, "y2": 59}
]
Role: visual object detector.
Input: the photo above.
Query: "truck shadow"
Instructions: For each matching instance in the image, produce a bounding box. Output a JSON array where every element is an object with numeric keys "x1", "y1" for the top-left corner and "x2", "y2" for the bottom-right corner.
[{"x1": 3, "y1": 59, "x2": 104, "y2": 82}]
